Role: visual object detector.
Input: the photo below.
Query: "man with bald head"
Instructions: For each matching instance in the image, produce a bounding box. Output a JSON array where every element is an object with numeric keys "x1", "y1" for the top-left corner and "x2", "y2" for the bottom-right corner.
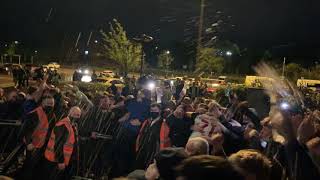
[
  {"x1": 185, "y1": 137, "x2": 210, "y2": 156},
  {"x1": 41, "y1": 106, "x2": 82, "y2": 179}
]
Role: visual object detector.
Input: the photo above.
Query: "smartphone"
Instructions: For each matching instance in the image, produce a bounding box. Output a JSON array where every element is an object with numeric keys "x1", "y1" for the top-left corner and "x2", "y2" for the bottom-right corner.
[{"x1": 260, "y1": 140, "x2": 268, "y2": 148}]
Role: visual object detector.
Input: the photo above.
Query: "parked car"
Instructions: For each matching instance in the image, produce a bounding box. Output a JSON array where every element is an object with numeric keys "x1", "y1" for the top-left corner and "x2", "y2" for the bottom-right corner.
[
  {"x1": 47, "y1": 62, "x2": 60, "y2": 70},
  {"x1": 99, "y1": 70, "x2": 115, "y2": 78},
  {"x1": 74, "y1": 66, "x2": 95, "y2": 82},
  {"x1": 1, "y1": 63, "x2": 22, "y2": 74},
  {"x1": 96, "y1": 77, "x2": 125, "y2": 88}
]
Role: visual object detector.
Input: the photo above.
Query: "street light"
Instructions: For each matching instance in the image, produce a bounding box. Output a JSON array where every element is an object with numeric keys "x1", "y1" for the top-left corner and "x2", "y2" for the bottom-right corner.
[
  {"x1": 84, "y1": 50, "x2": 89, "y2": 65},
  {"x1": 133, "y1": 34, "x2": 154, "y2": 76}
]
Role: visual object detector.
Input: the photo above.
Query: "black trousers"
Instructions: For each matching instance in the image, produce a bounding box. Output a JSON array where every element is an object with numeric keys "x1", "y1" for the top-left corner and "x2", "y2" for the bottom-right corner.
[
  {"x1": 16, "y1": 149, "x2": 43, "y2": 180},
  {"x1": 38, "y1": 159, "x2": 63, "y2": 180},
  {"x1": 110, "y1": 128, "x2": 137, "y2": 178}
]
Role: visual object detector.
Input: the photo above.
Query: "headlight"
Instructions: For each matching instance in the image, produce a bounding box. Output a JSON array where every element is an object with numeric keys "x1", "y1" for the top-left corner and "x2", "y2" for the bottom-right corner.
[
  {"x1": 5, "y1": 67, "x2": 9, "y2": 71},
  {"x1": 84, "y1": 69, "x2": 89, "y2": 74},
  {"x1": 170, "y1": 80, "x2": 174, "y2": 85},
  {"x1": 78, "y1": 69, "x2": 82, "y2": 73},
  {"x1": 147, "y1": 82, "x2": 155, "y2": 90},
  {"x1": 120, "y1": 77, "x2": 123, "y2": 80},
  {"x1": 81, "y1": 75, "x2": 92, "y2": 83}
]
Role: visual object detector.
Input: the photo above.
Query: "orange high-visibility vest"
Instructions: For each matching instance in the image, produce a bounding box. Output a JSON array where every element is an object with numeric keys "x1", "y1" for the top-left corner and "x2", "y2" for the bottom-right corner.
[
  {"x1": 44, "y1": 118, "x2": 75, "y2": 166},
  {"x1": 159, "y1": 119, "x2": 171, "y2": 150},
  {"x1": 135, "y1": 119, "x2": 151, "y2": 152},
  {"x1": 25, "y1": 107, "x2": 49, "y2": 148}
]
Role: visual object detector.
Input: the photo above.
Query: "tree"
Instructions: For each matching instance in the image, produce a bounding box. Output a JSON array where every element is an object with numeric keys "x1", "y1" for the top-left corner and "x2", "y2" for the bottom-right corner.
[
  {"x1": 101, "y1": 19, "x2": 142, "y2": 75},
  {"x1": 196, "y1": 47, "x2": 224, "y2": 74},
  {"x1": 157, "y1": 51, "x2": 174, "y2": 72},
  {"x1": 285, "y1": 63, "x2": 304, "y2": 81},
  {"x1": 6, "y1": 43, "x2": 16, "y2": 63},
  {"x1": 214, "y1": 40, "x2": 241, "y2": 73},
  {"x1": 262, "y1": 50, "x2": 272, "y2": 61}
]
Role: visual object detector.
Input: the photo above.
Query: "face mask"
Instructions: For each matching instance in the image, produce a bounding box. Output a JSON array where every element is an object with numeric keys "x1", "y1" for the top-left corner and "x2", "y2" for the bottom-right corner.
[
  {"x1": 69, "y1": 117, "x2": 79, "y2": 122},
  {"x1": 43, "y1": 106, "x2": 54, "y2": 114},
  {"x1": 150, "y1": 112, "x2": 160, "y2": 119}
]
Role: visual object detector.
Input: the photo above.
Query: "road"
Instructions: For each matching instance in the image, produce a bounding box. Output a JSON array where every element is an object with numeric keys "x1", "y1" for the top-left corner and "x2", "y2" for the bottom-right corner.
[{"x1": 0, "y1": 75, "x2": 14, "y2": 88}]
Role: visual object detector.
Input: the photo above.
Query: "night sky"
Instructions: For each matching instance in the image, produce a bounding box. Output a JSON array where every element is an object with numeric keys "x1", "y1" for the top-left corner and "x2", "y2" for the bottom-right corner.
[{"x1": 1, "y1": 0, "x2": 320, "y2": 62}]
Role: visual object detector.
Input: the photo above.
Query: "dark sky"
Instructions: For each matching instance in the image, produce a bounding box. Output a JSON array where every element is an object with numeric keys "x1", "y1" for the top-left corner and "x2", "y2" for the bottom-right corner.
[{"x1": 1, "y1": 0, "x2": 320, "y2": 61}]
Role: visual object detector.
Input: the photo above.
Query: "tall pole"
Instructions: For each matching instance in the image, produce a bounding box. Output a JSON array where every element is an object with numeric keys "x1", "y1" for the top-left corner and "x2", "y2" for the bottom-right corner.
[
  {"x1": 86, "y1": 31, "x2": 93, "y2": 47},
  {"x1": 282, "y1": 57, "x2": 286, "y2": 77},
  {"x1": 196, "y1": 0, "x2": 205, "y2": 67},
  {"x1": 140, "y1": 51, "x2": 144, "y2": 76},
  {"x1": 86, "y1": 31, "x2": 93, "y2": 65},
  {"x1": 166, "y1": 55, "x2": 169, "y2": 77}
]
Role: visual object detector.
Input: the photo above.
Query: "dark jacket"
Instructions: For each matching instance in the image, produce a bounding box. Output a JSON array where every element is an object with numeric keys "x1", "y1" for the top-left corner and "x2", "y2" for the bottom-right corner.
[
  {"x1": 20, "y1": 110, "x2": 56, "y2": 149},
  {"x1": 284, "y1": 139, "x2": 320, "y2": 180},
  {"x1": 135, "y1": 118, "x2": 163, "y2": 169},
  {"x1": 167, "y1": 115, "x2": 193, "y2": 148},
  {"x1": 53, "y1": 123, "x2": 78, "y2": 165}
]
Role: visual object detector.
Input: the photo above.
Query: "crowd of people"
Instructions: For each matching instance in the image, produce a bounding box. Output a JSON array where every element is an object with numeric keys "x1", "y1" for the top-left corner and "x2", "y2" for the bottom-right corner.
[
  {"x1": 9, "y1": 65, "x2": 61, "y2": 88},
  {"x1": 0, "y1": 72, "x2": 320, "y2": 180}
]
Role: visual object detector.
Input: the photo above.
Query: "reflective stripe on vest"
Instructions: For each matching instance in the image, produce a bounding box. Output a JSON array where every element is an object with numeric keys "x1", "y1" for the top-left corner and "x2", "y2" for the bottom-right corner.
[
  {"x1": 44, "y1": 118, "x2": 75, "y2": 166},
  {"x1": 159, "y1": 119, "x2": 171, "y2": 150},
  {"x1": 25, "y1": 107, "x2": 49, "y2": 148}
]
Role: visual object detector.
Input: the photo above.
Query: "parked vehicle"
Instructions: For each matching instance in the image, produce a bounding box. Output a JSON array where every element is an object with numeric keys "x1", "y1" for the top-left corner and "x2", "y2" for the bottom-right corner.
[{"x1": 47, "y1": 62, "x2": 60, "y2": 70}]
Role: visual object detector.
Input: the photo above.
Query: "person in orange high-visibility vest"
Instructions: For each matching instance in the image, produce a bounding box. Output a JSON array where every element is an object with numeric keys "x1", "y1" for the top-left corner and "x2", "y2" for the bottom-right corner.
[
  {"x1": 135, "y1": 103, "x2": 172, "y2": 169},
  {"x1": 41, "y1": 106, "x2": 81, "y2": 180},
  {"x1": 17, "y1": 96, "x2": 56, "y2": 180}
]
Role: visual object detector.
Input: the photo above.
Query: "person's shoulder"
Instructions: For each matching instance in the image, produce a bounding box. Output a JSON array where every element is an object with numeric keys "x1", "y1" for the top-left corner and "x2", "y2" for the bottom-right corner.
[
  {"x1": 165, "y1": 115, "x2": 175, "y2": 125},
  {"x1": 55, "y1": 123, "x2": 69, "y2": 134},
  {"x1": 155, "y1": 118, "x2": 166, "y2": 126},
  {"x1": 24, "y1": 110, "x2": 38, "y2": 120},
  {"x1": 23, "y1": 99, "x2": 36, "y2": 105}
]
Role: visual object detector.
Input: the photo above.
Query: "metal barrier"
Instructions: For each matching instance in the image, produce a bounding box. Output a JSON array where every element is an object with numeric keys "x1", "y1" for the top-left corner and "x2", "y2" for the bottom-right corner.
[{"x1": 0, "y1": 119, "x2": 21, "y2": 127}]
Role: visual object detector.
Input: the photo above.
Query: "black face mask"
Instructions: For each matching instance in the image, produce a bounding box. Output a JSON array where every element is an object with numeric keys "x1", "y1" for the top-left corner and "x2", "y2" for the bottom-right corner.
[
  {"x1": 43, "y1": 106, "x2": 54, "y2": 114},
  {"x1": 150, "y1": 112, "x2": 160, "y2": 119},
  {"x1": 69, "y1": 117, "x2": 79, "y2": 122}
]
